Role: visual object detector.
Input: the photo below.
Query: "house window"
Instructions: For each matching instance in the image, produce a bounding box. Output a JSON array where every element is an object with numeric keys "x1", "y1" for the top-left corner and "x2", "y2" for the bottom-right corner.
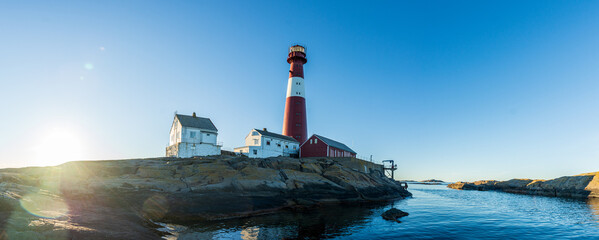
[
  {"x1": 252, "y1": 131, "x2": 259, "y2": 136},
  {"x1": 190, "y1": 132, "x2": 196, "y2": 138},
  {"x1": 267, "y1": 141, "x2": 271, "y2": 145},
  {"x1": 310, "y1": 139, "x2": 313, "y2": 144},
  {"x1": 253, "y1": 139, "x2": 258, "y2": 145},
  {"x1": 293, "y1": 146, "x2": 296, "y2": 150},
  {"x1": 253, "y1": 149, "x2": 257, "y2": 155},
  {"x1": 314, "y1": 139, "x2": 318, "y2": 144},
  {"x1": 296, "y1": 123, "x2": 301, "y2": 127},
  {"x1": 277, "y1": 143, "x2": 281, "y2": 147},
  {"x1": 296, "y1": 112, "x2": 300, "y2": 116},
  {"x1": 191, "y1": 144, "x2": 196, "y2": 150}
]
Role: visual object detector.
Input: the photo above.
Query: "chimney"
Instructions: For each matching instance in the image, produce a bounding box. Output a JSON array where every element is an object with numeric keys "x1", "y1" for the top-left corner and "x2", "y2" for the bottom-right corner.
[
  {"x1": 192, "y1": 112, "x2": 197, "y2": 118},
  {"x1": 263, "y1": 128, "x2": 267, "y2": 132}
]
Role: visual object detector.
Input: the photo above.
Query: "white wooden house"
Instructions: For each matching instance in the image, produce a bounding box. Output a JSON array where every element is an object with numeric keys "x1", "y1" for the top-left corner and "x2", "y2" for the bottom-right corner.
[
  {"x1": 166, "y1": 113, "x2": 221, "y2": 158},
  {"x1": 234, "y1": 128, "x2": 299, "y2": 158}
]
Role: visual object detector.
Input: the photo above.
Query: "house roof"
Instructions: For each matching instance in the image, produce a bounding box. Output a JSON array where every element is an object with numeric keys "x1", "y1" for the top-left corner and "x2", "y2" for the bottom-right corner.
[
  {"x1": 313, "y1": 134, "x2": 357, "y2": 154},
  {"x1": 175, "y1": 114, "x2": 218, "y2": 132},
  {"x1": 254, "y1": 129, "x2": 298, "y2": 142}
]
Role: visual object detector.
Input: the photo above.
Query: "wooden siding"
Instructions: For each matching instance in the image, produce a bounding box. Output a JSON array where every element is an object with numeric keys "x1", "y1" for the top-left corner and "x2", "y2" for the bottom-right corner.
[{"x1": 300, "y1": 135, "x2": 357, "y2": 158}]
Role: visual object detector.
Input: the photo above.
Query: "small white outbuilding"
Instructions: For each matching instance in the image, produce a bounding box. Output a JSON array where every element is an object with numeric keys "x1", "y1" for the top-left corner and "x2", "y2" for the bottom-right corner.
[
  {"x1": 234, "y1": 128, "x2": 299, "y2": 158},
  {"x1": 166, "y1": 113, "x2": 221, "y2": 158}
]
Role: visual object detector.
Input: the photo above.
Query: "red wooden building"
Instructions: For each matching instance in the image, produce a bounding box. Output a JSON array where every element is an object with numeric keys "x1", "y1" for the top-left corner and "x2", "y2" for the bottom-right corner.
[{"x1": 300, "y1": 134, "x2": 357, "y2": 158}]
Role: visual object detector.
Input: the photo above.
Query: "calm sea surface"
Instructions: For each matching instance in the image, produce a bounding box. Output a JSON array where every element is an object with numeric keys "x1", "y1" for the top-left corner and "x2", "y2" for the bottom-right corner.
[{"x1": 164, "y1": 184, "x2": 599, "y2": 239}]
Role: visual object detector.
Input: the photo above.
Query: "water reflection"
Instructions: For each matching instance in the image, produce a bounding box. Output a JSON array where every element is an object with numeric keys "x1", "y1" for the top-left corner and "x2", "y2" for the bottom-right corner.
[
  {"x1": 166, "y1": 185, "x2": 599, "y2": 239},
  {"x1": 240, "y1": 227, "x2": 259, "y2": 240},
  {"x1": 588, "y1": 198, "x2": 599, "y2": 222},
  {"x1": 174, "y1": 202, "x2": 391, "y2": 240}
]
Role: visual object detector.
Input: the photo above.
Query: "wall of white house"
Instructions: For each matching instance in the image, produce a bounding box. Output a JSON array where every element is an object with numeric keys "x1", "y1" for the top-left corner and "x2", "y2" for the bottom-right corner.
[
  {"x1": 174, "y1": 142, "x2": 221, "y2": 158},
  {"x1": 180, "y1": 126, "x2": 217, "y2": 144},
  {"x1": 247, "y1": 146, "x2": 286, "y2": 158},
  {"x1": 235, "y1": 131, "x2": 299, "y2": 158},
  {"x1": 169, "y1": 119, "x2": 182, "y2": 146},
  {"x1": 235, "y1": 145, "x2": 299, "y2": 158},
  {"x1": 168, "y1": 118, "x2": 220, "y2": 158},
  {"x1": 258, "y1": 137, "x2": 299, "y2": 154},
  {"x1": 233, "y1": 146, "x2": 249, "y2": 154},
  {"x1": 245, "y1": 131, "x2": 262, "y2": 146}
]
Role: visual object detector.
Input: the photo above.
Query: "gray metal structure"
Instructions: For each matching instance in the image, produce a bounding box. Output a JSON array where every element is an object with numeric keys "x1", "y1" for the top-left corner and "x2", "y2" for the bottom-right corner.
[{"x1": 382, "y1": 160, "x2": 398, "y2": 179}]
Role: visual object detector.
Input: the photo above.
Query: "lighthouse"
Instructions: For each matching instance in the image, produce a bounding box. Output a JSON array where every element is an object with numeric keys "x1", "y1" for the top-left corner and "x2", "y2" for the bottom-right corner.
[{"x1": 282, "y1": 45, "x2": 308, "y2": 144}]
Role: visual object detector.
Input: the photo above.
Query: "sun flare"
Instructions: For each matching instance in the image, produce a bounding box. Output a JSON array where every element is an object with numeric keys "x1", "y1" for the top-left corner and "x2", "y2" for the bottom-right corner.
[{"x1": 33, "y1": 128, "x2": 86, "y2": 166}]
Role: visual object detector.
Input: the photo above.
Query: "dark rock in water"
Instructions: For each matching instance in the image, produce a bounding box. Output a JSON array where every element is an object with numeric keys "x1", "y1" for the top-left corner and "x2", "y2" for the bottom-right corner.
[{"x1": 381, "y1": 208, "x2": 409, "y2": 222}]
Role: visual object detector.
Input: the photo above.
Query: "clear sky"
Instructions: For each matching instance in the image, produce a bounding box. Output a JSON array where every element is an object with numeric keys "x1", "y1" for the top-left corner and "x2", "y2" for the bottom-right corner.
[{"x1": 1, "y1": 1, "x2": 598, "y2": 181}]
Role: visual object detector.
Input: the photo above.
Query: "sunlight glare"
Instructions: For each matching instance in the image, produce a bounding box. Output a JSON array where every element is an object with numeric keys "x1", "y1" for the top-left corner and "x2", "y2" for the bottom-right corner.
[
  {"x1": 19, "y1": 191, "x2": 69, "y2": 219},
  {"x1": 33, "y1": 128, "x2": 86, "y2": 167}
]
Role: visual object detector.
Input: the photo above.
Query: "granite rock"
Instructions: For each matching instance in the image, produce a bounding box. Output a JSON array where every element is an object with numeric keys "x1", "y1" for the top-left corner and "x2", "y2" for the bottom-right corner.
[
  {"x1": 0, "y1": 156, "x2": 411, "y2": 239},
  {"x1": 448, "y1": 172, "x2": 599, "y2": 199}
]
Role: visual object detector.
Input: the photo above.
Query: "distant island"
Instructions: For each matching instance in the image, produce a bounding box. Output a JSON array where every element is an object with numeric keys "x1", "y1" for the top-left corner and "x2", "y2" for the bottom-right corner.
[
  {"x1": 402, "y1": 179, "x2": 446, "y2": 185},
  {"x1": 420, "y1": 179, "x2": 445, "y2": 183},
  {"x1": 448, "y1": 172, "x2": 599, "y2": 199}
]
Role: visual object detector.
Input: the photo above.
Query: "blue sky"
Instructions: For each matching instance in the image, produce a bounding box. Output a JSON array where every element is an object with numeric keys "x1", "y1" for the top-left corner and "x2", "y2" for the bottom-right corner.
[{"x1": 1, "y1": 1, "x2": 598, "y2": 181}]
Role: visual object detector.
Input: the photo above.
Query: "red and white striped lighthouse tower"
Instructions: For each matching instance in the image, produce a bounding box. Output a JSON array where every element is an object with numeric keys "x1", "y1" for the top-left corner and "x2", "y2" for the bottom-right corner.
[{"x1": 282, "y1": 45, "x2": 308, "y2": 144}]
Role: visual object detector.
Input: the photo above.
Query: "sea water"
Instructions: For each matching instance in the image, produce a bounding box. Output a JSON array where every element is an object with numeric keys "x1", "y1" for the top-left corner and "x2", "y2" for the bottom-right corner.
[{"x1": 165, "y1": 184, "x2": 599, "y2": 239}]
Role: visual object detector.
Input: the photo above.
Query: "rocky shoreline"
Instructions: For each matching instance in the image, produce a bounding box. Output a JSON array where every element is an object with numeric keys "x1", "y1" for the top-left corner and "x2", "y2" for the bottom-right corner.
[
  {"x1": 447, "y1": 172, "x2": 599, "y2": 199},
  {"x1": 0, "y1": 156, "x2": 410, "y2": 239},
  {"x1": 408, "y1": 179, "x2": 446, "y2": 185}
]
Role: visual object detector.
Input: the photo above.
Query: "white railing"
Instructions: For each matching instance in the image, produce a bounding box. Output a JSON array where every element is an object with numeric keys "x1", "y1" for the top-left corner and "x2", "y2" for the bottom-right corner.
[{"x1": 355, "y1": 155, "x2": 375, "y2": 163}]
